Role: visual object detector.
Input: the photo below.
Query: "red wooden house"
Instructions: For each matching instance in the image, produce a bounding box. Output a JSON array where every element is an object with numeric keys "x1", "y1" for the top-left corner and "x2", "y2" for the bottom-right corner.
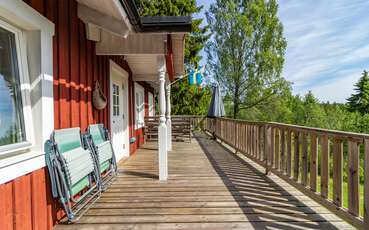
[{"x1": 0, "y1": 0, "x2": 190, "y2": 229}]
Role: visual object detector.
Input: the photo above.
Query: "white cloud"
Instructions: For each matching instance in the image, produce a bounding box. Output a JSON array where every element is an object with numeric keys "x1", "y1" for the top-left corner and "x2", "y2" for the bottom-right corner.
[
  {"x1": 305, "y1": 71, "x2": 360, "y2": 103},
  {"x1": 278, "y1": 0, "x2": 369, "y2": 102},
  {"x1": 197, "y1": 0, "x2": 369, "y2": 103}
]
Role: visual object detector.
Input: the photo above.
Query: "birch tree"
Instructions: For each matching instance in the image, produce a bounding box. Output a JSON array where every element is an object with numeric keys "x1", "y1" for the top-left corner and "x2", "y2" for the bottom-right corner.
[{"x1": 206, "y1": 0, "x2": 287, "y2": 118}]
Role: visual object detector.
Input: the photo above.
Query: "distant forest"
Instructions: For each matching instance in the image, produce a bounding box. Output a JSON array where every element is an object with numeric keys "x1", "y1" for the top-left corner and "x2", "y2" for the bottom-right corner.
[{"x1": 225, "y1": 70, "x2": 369, "y2": 134}]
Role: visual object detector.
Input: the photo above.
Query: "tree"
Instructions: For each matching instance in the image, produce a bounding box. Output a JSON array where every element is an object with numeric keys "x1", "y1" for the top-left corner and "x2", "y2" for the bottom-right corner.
[
  {"x1": 206, "y1": 0, "x2": 287, "y2": 118},
  {"x1": 347, "y1": 70, "x2": 369, "y2": 114},
  {"x1": 301, "y1": 91, "x2": 325, "y2": 127},
  {"x1": 135, "y1": 0, "x2": 211, "y2": 115},
  {"x1": 171, "y1": 80, "x2": 212, "y2": 115},
  {"x1": 135, "y1": 0, "x2": 209, "y2": 67}
]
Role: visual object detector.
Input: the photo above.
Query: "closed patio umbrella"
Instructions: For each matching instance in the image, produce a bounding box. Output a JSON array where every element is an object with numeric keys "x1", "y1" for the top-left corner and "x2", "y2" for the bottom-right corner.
[{"x1": 207, "y1": 85, "x2": 225, "y2": 118}]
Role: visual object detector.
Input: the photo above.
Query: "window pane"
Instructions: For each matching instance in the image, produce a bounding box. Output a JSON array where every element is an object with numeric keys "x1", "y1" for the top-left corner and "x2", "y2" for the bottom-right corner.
[{"x1": 0, "y1": 26, "x2": 25, "y2": 146}]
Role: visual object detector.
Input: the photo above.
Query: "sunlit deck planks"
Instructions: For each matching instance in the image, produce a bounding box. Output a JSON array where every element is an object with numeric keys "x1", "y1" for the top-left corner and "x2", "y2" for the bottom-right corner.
[{"x1": 56, "y1": 132, "x2": 354, "y2": 230}]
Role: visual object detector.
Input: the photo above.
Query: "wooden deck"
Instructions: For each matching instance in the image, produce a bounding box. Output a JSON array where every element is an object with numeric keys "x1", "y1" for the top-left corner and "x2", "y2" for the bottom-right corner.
[{"x1": 56, "y1": 132, "x2": 354, "y2": 230}]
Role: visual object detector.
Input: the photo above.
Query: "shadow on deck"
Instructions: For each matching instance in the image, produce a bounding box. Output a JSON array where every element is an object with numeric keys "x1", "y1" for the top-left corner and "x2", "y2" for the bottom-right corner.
[{"x1": 56, "y1": 132, "x2": 354, "y2": 230}]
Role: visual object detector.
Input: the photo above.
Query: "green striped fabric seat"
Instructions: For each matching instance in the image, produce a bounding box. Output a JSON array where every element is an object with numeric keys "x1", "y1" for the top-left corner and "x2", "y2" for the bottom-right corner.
[
  {"x1": 89, "y1": 124, "x2": 105, "y2": 146},
  {"x1": 62, "y1": 147, "x2": 94, "y2": 186},
  {"x1": 54, "y1": 128, "x2": 95, "y2": 195},
  {"x1": 95, "y1": 141, "x2": 113, "y2": 165},
  {"x1": 54, "y1": 128, "x2": 83, "y2": 153},
  {"x1": 89, "y1": 124, "x2": 114, "y2": 173}
]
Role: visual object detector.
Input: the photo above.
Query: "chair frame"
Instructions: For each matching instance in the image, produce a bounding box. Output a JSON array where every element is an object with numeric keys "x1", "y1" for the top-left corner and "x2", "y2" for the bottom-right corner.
[
  {"x1": 46, "y1": 129, "x2": 101, "y2": 223},
  {"x1": 85, "y1": 124, "x2": 118, "y2": 190}
]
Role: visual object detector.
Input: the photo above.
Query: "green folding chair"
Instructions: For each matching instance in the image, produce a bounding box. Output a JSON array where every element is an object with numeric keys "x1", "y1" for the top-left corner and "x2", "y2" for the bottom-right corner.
[
  {"x1": 86, "y1": 124, "x2": 117, "y2": 190},
  {"x1": 46, "y1": 127, "x2": 101, "y2": 222}
]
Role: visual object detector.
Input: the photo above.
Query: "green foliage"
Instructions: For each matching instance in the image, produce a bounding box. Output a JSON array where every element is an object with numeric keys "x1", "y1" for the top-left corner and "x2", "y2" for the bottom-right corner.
[
  {"x1": 135, "y1": 0, "x2": 197, "y2": 16},
  {"x1": 0, "y1": 125, "x2": 20, "y2": 146},
  {"x1": 347, "y1": 70, "x2": 369, "y2": 114},
  {"x1": 206, "y1": 0, "x2": 287, "y2": 118},
  {"x1": 135, "y1": 0, "x2": 209, "y2": 67},
  {"x1": 171, "y1": 80, "x2": 212, "y2": 115},
  {"x1": 135, "y1": 0, "x2": 211, "y2": 114}
]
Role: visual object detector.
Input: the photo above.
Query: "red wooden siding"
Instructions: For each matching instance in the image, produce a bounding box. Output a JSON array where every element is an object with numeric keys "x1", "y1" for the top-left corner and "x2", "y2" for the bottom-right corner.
[
  {"x1": 24, "y1": 0, "x2": 132, "y2": 131},
  {"x1": 0, "y1": 0, "x2": 141, "y2": 229},
  {"x1": 0, "y1": 168, "x2": 55, "y2": 230},
  {"x1": 145, "y1": 87, "x2": 149, "y2": 117}
]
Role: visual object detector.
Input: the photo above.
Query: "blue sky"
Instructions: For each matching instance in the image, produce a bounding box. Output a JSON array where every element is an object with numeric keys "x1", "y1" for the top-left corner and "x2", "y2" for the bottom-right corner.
[{"x1": 195, "y1": 0, "x2": 369, "y2": 103}]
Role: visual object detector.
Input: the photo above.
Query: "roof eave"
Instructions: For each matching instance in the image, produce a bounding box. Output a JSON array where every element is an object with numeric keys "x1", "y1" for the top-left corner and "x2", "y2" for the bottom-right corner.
[{"x1": 119, "y1": 0, "x2": 192, "y2": 33}]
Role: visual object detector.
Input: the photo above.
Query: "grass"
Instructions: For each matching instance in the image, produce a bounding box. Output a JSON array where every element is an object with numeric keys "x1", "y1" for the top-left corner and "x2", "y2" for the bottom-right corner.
[{"x1": 316, "y1": 176, "x2": 364, "y2": 217}]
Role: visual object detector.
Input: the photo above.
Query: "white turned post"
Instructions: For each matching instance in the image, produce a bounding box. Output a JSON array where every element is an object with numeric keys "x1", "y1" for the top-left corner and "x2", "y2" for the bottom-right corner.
[
  {"x1": 158, "y1": 58, "x2": 168, "y2": 181},
  {"x1": 166, "y1": 84, "x2": 172, "y2": 151}
]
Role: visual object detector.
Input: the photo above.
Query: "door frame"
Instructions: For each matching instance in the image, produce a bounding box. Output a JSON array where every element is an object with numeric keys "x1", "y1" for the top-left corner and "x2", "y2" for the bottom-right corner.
[{"x1": 109, "y1": 60, "x2": 130, "y2": 159}]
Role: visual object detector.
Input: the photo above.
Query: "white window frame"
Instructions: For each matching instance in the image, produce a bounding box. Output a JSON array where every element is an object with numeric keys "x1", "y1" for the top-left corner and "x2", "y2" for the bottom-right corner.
[
  {"x1": 0, "y1": 0, "x2": 54, "y2": 184},
  {"x1": 148, "y1": 91, "x2": 154, "y2": 116},
  {"x1": 135, "y1": 83, "x2": 145, "y2": 129},
  {"x1": 0, "y1": 19, "x2": 34, "y2": 155}
]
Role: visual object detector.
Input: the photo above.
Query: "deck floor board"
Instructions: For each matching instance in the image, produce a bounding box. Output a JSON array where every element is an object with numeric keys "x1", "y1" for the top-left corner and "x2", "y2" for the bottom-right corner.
[{"x1": 55, "y1": 132, "x2": 354, "y2": 230}]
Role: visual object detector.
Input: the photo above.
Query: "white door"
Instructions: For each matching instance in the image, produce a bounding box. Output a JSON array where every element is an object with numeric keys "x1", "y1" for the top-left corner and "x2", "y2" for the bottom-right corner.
[{"x1": 110, "y1": 61, "x2": 129, "y2": 160}]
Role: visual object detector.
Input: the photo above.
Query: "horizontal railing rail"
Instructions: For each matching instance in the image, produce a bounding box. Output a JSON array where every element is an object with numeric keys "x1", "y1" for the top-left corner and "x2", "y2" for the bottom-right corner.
[
  {"x1": 144, "y1": 115, "x2": 205, "y2": 129},
  {"x1": 200, "y1": 117, "x2": 369, "y2": 230},
  {"x1": 144, "y1": 115, "x2": 203, "y2": 142}
]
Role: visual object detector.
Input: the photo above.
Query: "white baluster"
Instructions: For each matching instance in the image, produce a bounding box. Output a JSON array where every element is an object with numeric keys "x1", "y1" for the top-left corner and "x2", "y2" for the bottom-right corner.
[
  {"x1": 166, "y1": 84, "x2": 172, "y2": 151},
  {"x1": 158, "y1": 57, "x2": 168, "y2": 181}
]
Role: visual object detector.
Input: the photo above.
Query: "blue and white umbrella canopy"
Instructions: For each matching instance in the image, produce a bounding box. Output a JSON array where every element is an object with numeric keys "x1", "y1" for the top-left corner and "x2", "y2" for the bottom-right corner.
[{"x1": 207, "y1": 85, "x2": 225, "y2": 118}]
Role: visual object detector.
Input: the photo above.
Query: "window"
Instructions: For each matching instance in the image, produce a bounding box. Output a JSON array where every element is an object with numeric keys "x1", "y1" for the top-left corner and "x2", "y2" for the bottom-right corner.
[
  {"x1": 135, "y1": 83, "x2": 144, "y2": 129},
  {"x1": 0, "y1": 25, "x2": 26, "y2": 148},
  {"x1": 0, "y1": 0, "x2": 54, "y2": 183},
  {"x1": 148, "y1": 92, "x2": 154, "y2": 116},
  {"x1": 112, "y1": 84, "x2": 120, "y2": 116}
]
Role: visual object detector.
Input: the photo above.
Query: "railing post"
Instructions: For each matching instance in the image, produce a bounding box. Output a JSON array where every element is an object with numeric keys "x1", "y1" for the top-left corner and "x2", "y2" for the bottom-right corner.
[
  {"x1": 287, "y1": 129, "x2": 292, "y2": 177},
  {"x1": 348, "y1": 139, "x2": 359, "y2": 216},
  {"x1": 310, "y1": 134, "x2": 318, "y2": 192},
  {"x1": 166, "y1": 84, "x2": 172, "y2": 151},
  {"x1": 275, "y1": 128, "x2": 280, "y2": 169},
  {"x1": 256, "y1": 125, "x2": 260, "y2": 160},
  {"x1": 301, "y1": 132, "x2": 308, "y2": 187},
  {"x1": 270, "y1": 127, "x2": 275, "y2": 168},
  {"x1": 158, "y1": 57, "x2": 167, "y2": 181},
  {"x1": 293, "y1": 131, "x2": 300, "y2": 181},
  {"x1": 321, "y1": 135, "x2": 329, "y2": 198},
  {"x1": 264, "y1": 124, "x2": 270, "y2": 175},
  {"x1": 364, "y1": 139, "x2": 369, "y2": 229},
  {"x1": 333, "y1": 138, "x2": 343, "y2": 207},
  {"x1": 234, "y1": 120, "x2": 238, "y2": 150},
  {"x1": 258, "y1": 125, "x2": 263, "y2": 161},
  {"x1": 280, "y1": 128, "x2": 285, "y2": 172}
]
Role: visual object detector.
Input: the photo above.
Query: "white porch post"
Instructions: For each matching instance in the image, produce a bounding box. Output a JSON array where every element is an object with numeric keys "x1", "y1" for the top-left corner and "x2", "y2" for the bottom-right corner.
[
  {"x1": 158, "y1": 57, "x2": 168, "y2": 181},
  {"x1": 166, "y1": 84, "x2": 172, "y2": 151}
]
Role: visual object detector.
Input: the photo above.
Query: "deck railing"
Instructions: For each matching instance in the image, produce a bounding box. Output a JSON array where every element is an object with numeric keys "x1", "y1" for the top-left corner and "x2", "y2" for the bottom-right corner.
[
  {"x1": 144, "y1": 115, "x2": 203, "y2": 141},
  {"x1": 201, "y1": 117, "x2": 369, "y2": 230}
]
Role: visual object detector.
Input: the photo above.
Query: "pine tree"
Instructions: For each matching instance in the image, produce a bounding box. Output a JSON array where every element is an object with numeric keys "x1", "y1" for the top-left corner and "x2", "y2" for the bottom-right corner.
[{"x1": 347, "y1": 70, "x2": 369, "y2": 114}]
